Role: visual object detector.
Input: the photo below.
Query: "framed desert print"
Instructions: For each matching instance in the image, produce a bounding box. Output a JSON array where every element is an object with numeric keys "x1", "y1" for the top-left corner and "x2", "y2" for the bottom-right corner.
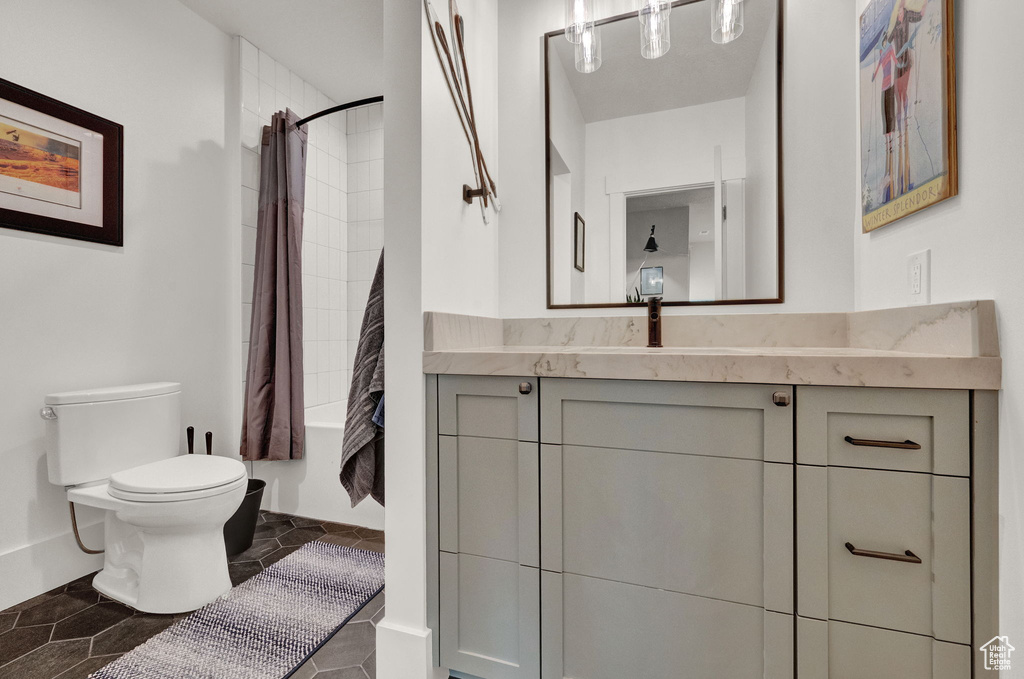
[
  {"x1": 859, "y1": 0, "x2": 957, "y2": 233},
  {"x1": 0, "y1": 78, "x2": 123, "y2": 246},
  {"x1": 573, "y1": 212, "x2": 585, "y2": 272}
]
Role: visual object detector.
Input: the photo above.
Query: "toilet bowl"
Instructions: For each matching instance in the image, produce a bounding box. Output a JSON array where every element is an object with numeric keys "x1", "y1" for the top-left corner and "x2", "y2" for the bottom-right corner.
[
  {"x1": 43, "y1": 383, "x2": 248, "y2": 614},
  {"x1": 68, "y1": 456, "x2": 247, "y2": 613}
]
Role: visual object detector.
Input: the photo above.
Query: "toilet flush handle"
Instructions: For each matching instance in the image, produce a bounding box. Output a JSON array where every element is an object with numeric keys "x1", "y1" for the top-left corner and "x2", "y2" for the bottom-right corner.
[{"x1": 39, "y1": 407, "x2": 57, "y2": 420}]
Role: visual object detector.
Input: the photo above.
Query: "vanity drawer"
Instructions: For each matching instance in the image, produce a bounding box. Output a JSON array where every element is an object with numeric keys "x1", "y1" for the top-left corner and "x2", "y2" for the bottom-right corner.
[
  {"x1": 796, "y1": 386, "x2": 969, "y2": 476},
  {"x1": 797, "y1": 466, "x2": 970, "y2": 644},
  {"x1": 439, "y1": 375, "x2": 539, "y2": 441},
  {"x1": 541, "y1": 379, "x2": 793, "y2": 463},
  {"x1": 797, "y1": 617, "x2": 971, "y2": 679}
]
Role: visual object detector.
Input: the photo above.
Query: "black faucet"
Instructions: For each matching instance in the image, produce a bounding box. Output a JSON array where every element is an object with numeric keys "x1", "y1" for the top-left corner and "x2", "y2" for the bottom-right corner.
[{"x1": 647, "y1": 297, "x2": 663, "y2": 348}]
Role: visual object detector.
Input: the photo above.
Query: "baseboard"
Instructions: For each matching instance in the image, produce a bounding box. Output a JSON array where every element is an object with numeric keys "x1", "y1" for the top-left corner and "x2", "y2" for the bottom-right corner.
[
  {"x1": 376, "y1": 619, "x2": 440, "y2": 679},
  {"x1": 0, "y1": 521, "x2": 104, "y2": 610}
]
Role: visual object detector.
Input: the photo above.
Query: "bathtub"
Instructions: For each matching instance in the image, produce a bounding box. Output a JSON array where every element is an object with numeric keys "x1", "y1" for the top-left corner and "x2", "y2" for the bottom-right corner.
[{"x1": 250, "y1": 401, "x2": 385, "y2": 530}]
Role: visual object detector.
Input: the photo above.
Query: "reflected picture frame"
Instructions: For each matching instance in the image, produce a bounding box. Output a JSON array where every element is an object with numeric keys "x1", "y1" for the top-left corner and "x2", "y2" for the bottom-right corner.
[
  {"x1": 573, "y1": 212, "x2": 585, "y2": 272},
  {"x1": 0, "y1": 77, "x2": 123, "y2": 246},
  {"x1": 641, "y1": 266, "x2": 664, "y2": 296}
]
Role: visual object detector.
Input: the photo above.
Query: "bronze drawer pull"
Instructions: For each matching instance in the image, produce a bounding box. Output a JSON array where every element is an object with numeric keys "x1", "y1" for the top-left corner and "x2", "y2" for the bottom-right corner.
[
  {"x1": 844, "y1": 436, "x2": 922, "y2": 450},
  {"x1": 845, "y1": 542, "x2": 922, "y2": 564}
]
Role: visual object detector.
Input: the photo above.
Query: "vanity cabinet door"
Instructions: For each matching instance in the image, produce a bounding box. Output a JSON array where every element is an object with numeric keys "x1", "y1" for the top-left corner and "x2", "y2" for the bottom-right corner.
[
  {"x1": 440, "y1": 553, "x2": 540, "y2": 679},
  {"x1": 439, "y1": 375, "x2": 539, "y2": 441},
  {"x1": 539, "y1": 379, "x2": 795, "y2": 678},
  {"x1": 433, "y1": 375, "x2": 541, "y2": 678}
]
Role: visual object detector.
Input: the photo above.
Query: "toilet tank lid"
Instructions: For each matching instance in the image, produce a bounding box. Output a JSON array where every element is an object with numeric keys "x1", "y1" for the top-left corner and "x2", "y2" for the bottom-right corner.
[{"x1": 45, "y1": 382, "x2": 181, "y2": 406}]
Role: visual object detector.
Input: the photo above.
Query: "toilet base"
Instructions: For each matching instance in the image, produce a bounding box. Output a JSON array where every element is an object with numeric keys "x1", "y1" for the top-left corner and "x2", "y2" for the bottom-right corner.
[
  {"x1": 94, "y1": 513, "x2": 234, "y2": 613},
  {"x1": 67, "y1": 480, "x2": 246, "y2": 614}
]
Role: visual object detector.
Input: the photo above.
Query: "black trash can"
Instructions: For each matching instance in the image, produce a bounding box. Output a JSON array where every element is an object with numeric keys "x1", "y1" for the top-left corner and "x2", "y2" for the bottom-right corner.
[{"x1": 224, "y1": 478, "x2": 266, "y2": 557}]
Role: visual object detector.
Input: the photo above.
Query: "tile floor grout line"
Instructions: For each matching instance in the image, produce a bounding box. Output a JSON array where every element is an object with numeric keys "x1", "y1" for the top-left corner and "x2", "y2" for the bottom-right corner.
[
  {"x1": 0, "y1": 636, "x2": 79, "y2": 674},
  {"x1": 0, "y1": 510, "x2": 384, "y2": 679}
]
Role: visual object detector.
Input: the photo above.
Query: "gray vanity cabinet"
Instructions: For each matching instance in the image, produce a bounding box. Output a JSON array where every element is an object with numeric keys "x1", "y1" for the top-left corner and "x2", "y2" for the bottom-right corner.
[
  {"x1": 434, "y1": 375, "x2": 540, "y2": 679},
  {"x1": 795, "y1": 386, "x2": 975, "y2": 678},
  {"x1": 427, "y1": 376, "x2": 994, "y2": 679},
  {"x1": 539, "y1": 379, "x2": 795, "y2": 679}
]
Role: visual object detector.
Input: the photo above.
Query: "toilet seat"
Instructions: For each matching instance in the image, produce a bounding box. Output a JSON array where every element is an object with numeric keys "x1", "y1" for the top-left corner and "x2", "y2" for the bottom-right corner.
[{"x1": 108, "y1": 455, "x2": 247, "y2": 503}]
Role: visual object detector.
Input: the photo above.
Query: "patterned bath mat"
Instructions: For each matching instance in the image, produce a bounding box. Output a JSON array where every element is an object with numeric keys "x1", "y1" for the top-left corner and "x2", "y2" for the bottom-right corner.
[{"x1": 90, "y1": 541, "x2": 385, "y2": 679}]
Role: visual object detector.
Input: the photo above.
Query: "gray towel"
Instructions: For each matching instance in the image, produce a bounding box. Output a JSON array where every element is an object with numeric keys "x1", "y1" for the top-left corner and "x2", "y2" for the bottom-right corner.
[{"x1": 341, "y1": 251, "x2": 385, "y2": 507}]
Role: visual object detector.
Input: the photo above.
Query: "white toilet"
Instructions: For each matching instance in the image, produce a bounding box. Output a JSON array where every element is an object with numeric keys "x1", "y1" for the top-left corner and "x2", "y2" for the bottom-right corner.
[{"x1": 42, "y1": 382, "x2": 247, "y2": 614}]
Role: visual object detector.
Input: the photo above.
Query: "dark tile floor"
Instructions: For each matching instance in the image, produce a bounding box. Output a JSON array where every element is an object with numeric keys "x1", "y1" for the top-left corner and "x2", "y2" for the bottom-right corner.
[{"x1": 0, "y1": 511, "x2": 384, "y2": 679}]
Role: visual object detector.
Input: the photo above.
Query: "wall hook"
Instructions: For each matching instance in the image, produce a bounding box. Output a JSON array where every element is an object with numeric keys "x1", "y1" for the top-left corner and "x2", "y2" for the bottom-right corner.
[{"x1": 463, "y1": 184, "x2": 487, "y2": 205}]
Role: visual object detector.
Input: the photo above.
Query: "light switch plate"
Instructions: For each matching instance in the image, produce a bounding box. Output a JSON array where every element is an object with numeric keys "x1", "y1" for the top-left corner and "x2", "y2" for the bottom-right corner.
[{"x1": 907, "y1": 249, "x2": 931, "y2": 305}]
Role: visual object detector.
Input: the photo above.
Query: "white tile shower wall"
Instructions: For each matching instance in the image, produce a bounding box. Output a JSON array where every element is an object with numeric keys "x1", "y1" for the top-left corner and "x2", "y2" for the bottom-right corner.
[
  {"x1": 346, "y1": 103, "x2": 385, "y2": 383},
  {"x1": 239, "y1": 38, "x2": 349, "y2": 411}
]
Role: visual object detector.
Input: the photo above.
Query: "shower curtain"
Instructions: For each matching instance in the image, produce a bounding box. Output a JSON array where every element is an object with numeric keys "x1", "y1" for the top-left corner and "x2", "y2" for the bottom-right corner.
[{"x1": 240, "y1": 109, "x2": 307, "y2": 461}]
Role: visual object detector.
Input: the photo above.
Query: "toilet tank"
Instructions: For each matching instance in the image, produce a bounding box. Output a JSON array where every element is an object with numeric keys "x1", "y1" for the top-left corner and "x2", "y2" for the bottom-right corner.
[{"x1": 43, "y1": 383, "x2": 182, "y2": 486}]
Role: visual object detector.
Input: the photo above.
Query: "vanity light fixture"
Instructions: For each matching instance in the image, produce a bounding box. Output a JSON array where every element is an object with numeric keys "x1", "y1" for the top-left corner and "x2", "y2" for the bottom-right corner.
[
  {"x1": 638, "y1": 0, "x2": 672, "y2": 59},
  {"x1": 571, "y1": 0, "x2": 747, "y2": 74},
  {"x1": 712, "y1": 0, "x2": 744, "y2": 44},
  {"x1": 644, "y1": 225, "x2": 659, "y2": 252},
  {"x1": 575, "y1": 22, "x2": 603, "y2": 73},
  {"x1": 565, "y1": 0, "x2": 594, "y2": 44}
]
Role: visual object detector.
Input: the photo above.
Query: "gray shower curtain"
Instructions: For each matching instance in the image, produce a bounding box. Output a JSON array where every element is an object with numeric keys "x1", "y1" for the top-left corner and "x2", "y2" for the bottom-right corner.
[{"x1": 241, "y1": 109, "x2": 307, "y2": 461}]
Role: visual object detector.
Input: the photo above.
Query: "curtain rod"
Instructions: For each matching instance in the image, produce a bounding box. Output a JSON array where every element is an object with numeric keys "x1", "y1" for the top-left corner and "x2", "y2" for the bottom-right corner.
[{"x1": 294, "y1": 95, "x2": 384, "y2": 129}]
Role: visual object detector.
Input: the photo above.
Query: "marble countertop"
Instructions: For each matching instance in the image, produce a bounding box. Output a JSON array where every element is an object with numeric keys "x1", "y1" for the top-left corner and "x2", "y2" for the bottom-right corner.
[
  {"x1": 423, "y1": 344, "x2": 1001, "y2": 389},
  {"x1": 422, "y1": 301, "x2": 1002, "y2": 390}
]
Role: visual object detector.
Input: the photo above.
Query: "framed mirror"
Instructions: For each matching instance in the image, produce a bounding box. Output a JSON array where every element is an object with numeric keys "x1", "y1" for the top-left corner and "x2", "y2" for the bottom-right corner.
[{"x1": 545, "y1": 0, "x2": 782, "y2": 308}]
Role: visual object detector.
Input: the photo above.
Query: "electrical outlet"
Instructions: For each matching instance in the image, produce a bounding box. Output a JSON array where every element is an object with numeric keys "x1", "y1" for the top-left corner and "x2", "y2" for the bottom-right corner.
[{"x1": 907, "y1": 250, "x2": 931, "y2": 305}]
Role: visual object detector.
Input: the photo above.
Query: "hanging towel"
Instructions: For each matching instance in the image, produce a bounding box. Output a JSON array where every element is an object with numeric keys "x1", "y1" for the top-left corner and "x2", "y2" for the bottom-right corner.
[{"x1": 341, "y1": 251, "x2": 385, "y2": 507}]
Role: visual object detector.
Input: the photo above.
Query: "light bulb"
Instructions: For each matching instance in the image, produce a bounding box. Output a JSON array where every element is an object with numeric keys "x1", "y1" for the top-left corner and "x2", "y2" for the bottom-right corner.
[
  {"x1": 566, "y1": 0, "x2": 594, "y2": 44},
  {"x1": 638, "y1": 0, "x2": 671, "y2": 59},
  {"x1": 640, "y1": 5, "x2": 671, "y2": 58},
  {"x1": 712, "y1": 0, "x2": 744, "y2": 44},
  {"x1": 575, "y1": 23, "x2": 602, "y2": 73}
]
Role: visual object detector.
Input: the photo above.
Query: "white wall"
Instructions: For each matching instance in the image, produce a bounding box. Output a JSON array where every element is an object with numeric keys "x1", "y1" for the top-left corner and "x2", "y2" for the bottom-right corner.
[
  {"x1": 377, "y1": 0, "x2": 428, "y2": 673},
  {"x1": 345, "y1": 103, "x2": 386, "y2": 382},
  {"x1": 852, "y1": 0, "x2": 1024, "y2": 643},
  {"x1": 690, "y1": 241, "x2": 716, "y2": 302},
  {"x1": 378, "y1": 0, "x2": 503, "y2": 676},
  {"x1": 744, "y1": 12, "x2": 779, "y2": 299},
  {"x1": 584, "y1": 99, "x2": 746, "y2": 303},
  {"x1": 0, "y1": 0, "x2": 237, "y2": 610},
  {"x1": 498, "y1": 0, "x2": 856, "y2": 317},
  {"x1": 626, "y1": 206, "x2": 690, "y2": 301},
  {"x1": 548, "y1": 49, "x2": 587, "y2": 305},
  {"x1": 420, "y1": 0, "x2": 501, "y2": 316}
]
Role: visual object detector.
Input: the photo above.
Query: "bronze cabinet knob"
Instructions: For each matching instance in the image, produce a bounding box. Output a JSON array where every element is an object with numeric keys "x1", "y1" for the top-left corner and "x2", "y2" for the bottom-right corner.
[{"x1": 519, "y1": 382, "x2": 533, "y2": 395}]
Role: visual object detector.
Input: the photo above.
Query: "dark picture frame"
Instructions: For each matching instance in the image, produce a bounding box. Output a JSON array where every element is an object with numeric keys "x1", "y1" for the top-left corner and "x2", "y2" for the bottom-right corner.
[
  {"x1": 573, "y1": 212, "x2": 585, "y2": 272},
  {"x1": 640, "y1": 266, "x2": 664, "y2": 296},
  {"x1": 0, "y1": 77, "x2": 123, "y2": 246}
]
